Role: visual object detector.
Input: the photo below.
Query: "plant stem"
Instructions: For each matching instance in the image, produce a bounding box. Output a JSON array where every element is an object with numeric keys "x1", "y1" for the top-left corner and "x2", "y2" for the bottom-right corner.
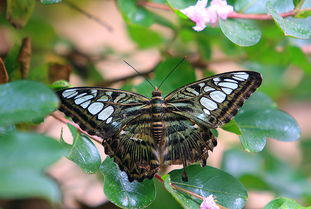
[
  {"x1": 139, "y1": 1, "x2": 311, "y2": 20},
  {"x1": 51, "y1": 112, "x2": 103, "y2": 144}
]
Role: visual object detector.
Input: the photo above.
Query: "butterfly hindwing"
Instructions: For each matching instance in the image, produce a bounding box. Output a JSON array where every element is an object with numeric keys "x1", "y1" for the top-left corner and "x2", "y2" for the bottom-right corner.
[
  {"x1": 103, "y1": 114, "x2": 160, "y2": 182},
  {"x1": 165, "y1": 71, "x2": 262, "y2": 128},
  {"x1": 162, "y1": 112, "x2": 217, "y2": 167}
]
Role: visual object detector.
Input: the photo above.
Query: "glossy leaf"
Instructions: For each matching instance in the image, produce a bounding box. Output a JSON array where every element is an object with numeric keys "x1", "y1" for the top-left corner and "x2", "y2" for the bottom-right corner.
[
  {"x1": 165, "y1": 165, "x2": 248, "y2": 209},
  {"x1": 219, "y1": 19, "x2": 261, "y2": 47},
  {"x1": 0, "y1": 80, "x2": 59, "y2": 126},
  {"x1": 234, "y1": 0, "x2": 294, "y2": 13},
  {"x1": 264, "y1": 197, "x2": 311, "y2": 209},
  {"x1": 100, "y1": 157, "x2": 156, "y2": 209},
  {"x1": 40, "y1": 0, "x2": 62, "y2": 4},
  {"x1": 6, "y1": 0, "x2": 35, "y2": 28},
  {"x1": 0, "y1": 131, "x2": 67, "y2": 202},
  {"x1": 221, "y1": 119, "x2": 242, "y2": 135},
  {"x1": 117, "y1": 0, "x2": 154, "y2": 27},
  {"x1": 235, "y1": 93, "x2": 301, "y2": 152},
  {"x1": 267, "y1": 2, "x2": 311, "y2": 39},
  {"x1": 67, "y1": 124, "x2": 101, "y2": 174}
]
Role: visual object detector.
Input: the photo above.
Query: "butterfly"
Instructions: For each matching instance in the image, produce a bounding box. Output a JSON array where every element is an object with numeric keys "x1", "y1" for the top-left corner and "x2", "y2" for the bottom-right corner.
[{"x1": 56, "y1": 71, "x2": 262, "y2": 182}]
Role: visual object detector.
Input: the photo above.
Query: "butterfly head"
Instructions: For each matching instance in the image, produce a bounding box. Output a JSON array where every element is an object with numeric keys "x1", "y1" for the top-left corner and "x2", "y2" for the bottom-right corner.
[{"x1": 152, "y1": 88, "x2": 162, "y2": 97}]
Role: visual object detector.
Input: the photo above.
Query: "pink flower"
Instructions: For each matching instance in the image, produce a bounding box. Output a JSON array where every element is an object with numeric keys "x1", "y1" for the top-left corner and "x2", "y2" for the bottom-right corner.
[
  {"x1": 200, "y1": 195, "x2": 220, "y2": 209},
  {"x1": 181, "y1": 0, "x2": 234, "y2": 31}
]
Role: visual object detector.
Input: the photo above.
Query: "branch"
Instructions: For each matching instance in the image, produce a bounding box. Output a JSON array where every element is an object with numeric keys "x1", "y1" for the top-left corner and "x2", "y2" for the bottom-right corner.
[
  {"x1": 51, "y1": 112, "x2": 103, "y2": 144},
  {"x1": 63, "y1": 0, "x2": 113, "y2": 32},
  {"x1": 139, "y1": 1, "x2": 311, "y2": 20}
]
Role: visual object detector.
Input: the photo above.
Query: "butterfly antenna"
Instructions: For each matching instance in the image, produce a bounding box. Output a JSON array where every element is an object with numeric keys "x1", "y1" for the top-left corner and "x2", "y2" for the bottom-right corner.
[
  {"x1": 123, "y1": 60, "x2": 156, "y2": 89},
  {"x1": 158, "y1": 57, "x2": 186, "y2": 90}
]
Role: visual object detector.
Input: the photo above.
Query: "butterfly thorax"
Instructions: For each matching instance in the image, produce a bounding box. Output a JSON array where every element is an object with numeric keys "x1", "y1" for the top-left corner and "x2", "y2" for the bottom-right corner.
[{"x1": 150, "y1": 89, "x2": 165, "y2": 144}]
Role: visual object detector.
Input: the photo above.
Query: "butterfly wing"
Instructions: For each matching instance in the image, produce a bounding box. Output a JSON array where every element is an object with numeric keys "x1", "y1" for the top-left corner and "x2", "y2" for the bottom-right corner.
[
  {"x1": 103, "y1": 114, "x2": 159, "y2": 182},
  {"x1": 162, "y1": 71, "x2": 262, "y2": 180},
  {"x1": 164, "y1": 71, "x2": 262, "y2": 128},
  {"x1": 57, "y1": 87, "x2": 159, "y2": 181},
  {"x1": 57, "y1": 87, "x2": 150, "y2": 138}
]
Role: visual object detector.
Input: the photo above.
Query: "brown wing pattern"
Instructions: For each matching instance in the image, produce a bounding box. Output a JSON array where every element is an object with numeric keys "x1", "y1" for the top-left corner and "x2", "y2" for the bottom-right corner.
[{"x1": 103, "y1": 114, "x2": 160, "y2": 182}]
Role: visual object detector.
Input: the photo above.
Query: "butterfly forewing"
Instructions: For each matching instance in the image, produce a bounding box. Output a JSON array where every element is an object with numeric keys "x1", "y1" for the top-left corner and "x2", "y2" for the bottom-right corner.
[
  {"x1": 57, "y1": 87, "x2": 150, "y2": 138},
  {"x1": 165, "y1": 71, "x2": 262, "y2": 128}
]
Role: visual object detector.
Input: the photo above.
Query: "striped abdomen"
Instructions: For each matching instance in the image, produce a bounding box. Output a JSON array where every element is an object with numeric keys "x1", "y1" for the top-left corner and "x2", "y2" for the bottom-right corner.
[{"x1": 151, "y1": 89, "x2": 164, "y2": 144}]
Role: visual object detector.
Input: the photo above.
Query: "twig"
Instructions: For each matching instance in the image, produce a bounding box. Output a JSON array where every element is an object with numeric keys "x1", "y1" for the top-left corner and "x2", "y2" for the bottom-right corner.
[
  {"x1": 96, "y1": 68, "x2": 155, "y2": 87},
  {"x1": 139, "y1": 1, "x2": 311, "y2": 20},
  {"x1": 51, "y1": 112, "x2": 103, "y2": 144},
  {"x1": 63, "y1": 0, "x2": 113, "y2": 32},
  {"x1": 0, "y1": 58, "x2": 8, "y2": 84}
]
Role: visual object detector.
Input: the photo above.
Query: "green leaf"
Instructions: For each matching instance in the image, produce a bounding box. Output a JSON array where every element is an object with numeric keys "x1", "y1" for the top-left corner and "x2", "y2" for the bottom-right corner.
[
  {"x1": 67, "y1": 124, "x2": 101, "y2": 174},
  {"x1": 0, "y1": 80, "x2": 59, "y2": 126},
  {"x1": 166, "y1": 0, "x2": 196, "y2": 10},
  {"x1": 127, "y1": 24, "x2": 163, "y2": 49},
  {"x1": 264, "y1": 197, "x2": 311, "y2": 209},
  {"x1": 165, "y1": 165, "x2": 248, "y2": 209},
  {"x1": 117, "y1": 0, "x2": 154, "y2": 27},
  {"x1": 99, "y1": 157, "x2": 156, "y2": 209},
  {"x1": 221, "y1": 149, "x2": 311, "y2": 199},
  {"x1": 293, "y1": 0, "x2": 304, "y2": 9},
  {"x1": 40, "y1": 0, "x2": 62, "y2": 4},
  {"x1": 221, "y1": 119, "x2": 242, "y2": 135},
  {"x1": 235, "y1": 93, "x2": 301, "y2": 152},
  {"x1": 267, "y1": 2, "x2": 311, "y2": 39},
  {"x1": 6, "y1": 0, "x2": 35, "y2": 28},
  {"x1": 0, "y1": 131, "x2": 67, "y2": 202},
  {"x1": 0, "y1": 168, "x2": 61, "y2": 202},
  {"x1": 219, "y1": 19, "x2": 261, "y2": 47}
]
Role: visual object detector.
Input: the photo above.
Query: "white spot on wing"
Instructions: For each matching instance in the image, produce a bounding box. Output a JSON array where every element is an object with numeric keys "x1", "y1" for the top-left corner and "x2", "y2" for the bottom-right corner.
[
  {"x1": 213, "y1": 77, "x2": 221, "y2": 84},
  {"x1": 186, "y1": 87, "x2": 199, "y2": 96},
  {"x1": 232, "y1": 76, "x2": 245, "y2": 81},
  {"x1": 74, "y1": 95, "x2": 94, "y2": 105},
  {"x1": 74, "y1": 92, "x2": 87, "y2": 99},
  {"x1": 62, "y1": 89, "x2": 78, "y2": 98},
  {"x1": 98, "y1": 106, "x2": 114, "y2": 121},
  {"x1": 218, "y1": 82, "x2": 238, "y2": 89},
  {"x1": 198, "y1": 82, "x2": 205, "y2": 87},
  {"x1": 106, "y1": 117, "x2": 112, "y2": 124},
  {"x1": 233, "y1": 72, "x2": 249, "y2": 80},
  {"x1": 91, "y1": 89, "x2": 98, "y2": 96},
  {"x1": 203, "y1": 109, "x2": 210, "y2": 115},
  {"x1": 81, "y1": 100, "x2": 91, "y2": 108},
  {"x1": 204, "y1": 86, "x2": 215, "y2": 92},
  {"x1": 200, "y1": 97, "x2": 217, "y2": 111},
  {"x1": 224, "y1": 78, "x2": 238, "y2": 83},
  {"x1": 222, "y1": 87, "x2": 233, "y2": 94},
  {"x1": 98, "y1": 96, "x2": 109, "y2": 102},
  {"x1": 88, "y1": 102, "x2": 104, "y2": 115},
  {"x1": 210, "y1": 91, "x2": 226, "y2": 103}
]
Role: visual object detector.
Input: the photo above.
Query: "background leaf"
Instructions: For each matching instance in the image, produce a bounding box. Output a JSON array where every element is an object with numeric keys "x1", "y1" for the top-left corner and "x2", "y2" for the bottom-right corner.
[
  {"x1": 165, "y1": 165, "x2": 248, "y2": 209},
  {"x1": 6, "y1": 0, "x2": 35, "y2": 28},
  {"x1": 235, "y1": 93, "x2": 301, "y2": 152},
  {"x1": 219, "y1": 19, "x2": 262, "y2": 46},
  {"x1": 0, "y1": 80, "x2": 59, "y2": 126},
  {"x1": 67, "y1": 124, "x2": 101, "y2": 173},
  {"x1": 0, "y1": 131, "x2": 67, "y2": 202},
  {"x1": 99, "y1": 157, "x2": 156, "y2": 209}
]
